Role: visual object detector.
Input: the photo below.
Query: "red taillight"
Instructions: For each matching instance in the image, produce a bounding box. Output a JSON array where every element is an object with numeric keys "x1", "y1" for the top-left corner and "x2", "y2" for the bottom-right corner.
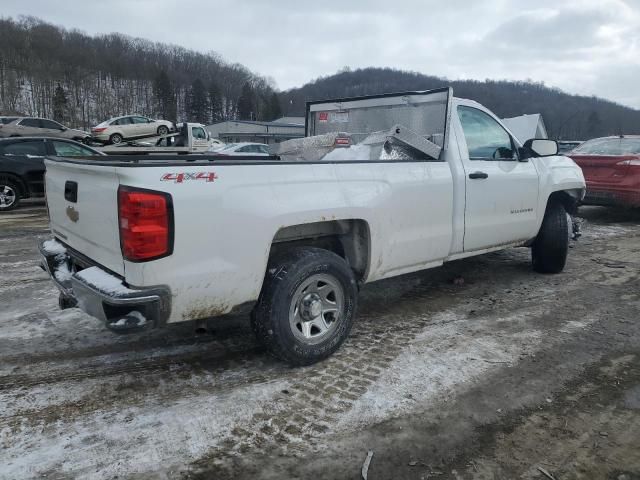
[
  {"x1": 118, "y1": 187, "x2": 173, "y2": 262},
  {"x1": 92, "y1": 127, "x2": 107, "y2": 133}
]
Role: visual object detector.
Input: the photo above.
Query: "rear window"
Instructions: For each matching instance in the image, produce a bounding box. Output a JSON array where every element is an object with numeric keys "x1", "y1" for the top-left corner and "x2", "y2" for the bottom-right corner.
[
  {"x1": 1, "y1": 140, "x2": 46, "y2": 156},
  {"x1": 572, "y1": 138, "x2": 640, "y2": 155},
  {"x1": 19, "y1": 118, "x2": 42, "y2": 128},
  {"x1": 0, "y1": 117, "x2": 18, "y2": 124},
  {"x1": 112, "y1": 117, "x2": 133, "y2": 126}
]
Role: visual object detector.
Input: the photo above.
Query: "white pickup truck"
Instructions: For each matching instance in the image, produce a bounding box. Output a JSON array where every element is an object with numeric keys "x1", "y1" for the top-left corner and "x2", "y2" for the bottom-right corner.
[{"x1": 39, "y1": 88, "x2": 585, "y2": 365}]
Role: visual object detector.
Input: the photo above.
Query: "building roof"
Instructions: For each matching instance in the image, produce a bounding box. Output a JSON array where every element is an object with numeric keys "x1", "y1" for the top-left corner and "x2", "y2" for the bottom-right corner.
[
  {"x1": 206, "y1": 118, "x2": 305, "y2": 129},
  {"x1": 273, "y1": 116, "x2": 304, "y2": 126}
]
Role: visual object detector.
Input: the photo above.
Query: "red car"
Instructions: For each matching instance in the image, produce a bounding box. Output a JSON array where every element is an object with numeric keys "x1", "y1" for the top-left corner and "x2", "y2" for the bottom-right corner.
[{"x1": 568, "y1": 135, "x2": 640, "y2": 208}]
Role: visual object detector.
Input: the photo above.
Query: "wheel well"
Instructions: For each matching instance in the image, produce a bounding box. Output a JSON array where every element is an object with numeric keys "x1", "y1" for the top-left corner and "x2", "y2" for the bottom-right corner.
[
  {"x1": 269, "y1": 219, "x2": 370, "y2": 281},
  {"x1": 548, "y1": 190, "x2": 580, "y2": 215},
  {"x1": 0, "y1": 173, "x2": 27, "y2": 198}
]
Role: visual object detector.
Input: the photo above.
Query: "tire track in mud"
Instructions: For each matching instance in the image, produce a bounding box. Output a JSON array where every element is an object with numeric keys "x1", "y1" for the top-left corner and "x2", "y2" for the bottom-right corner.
[
  {"x1": 0, "y1": 322, "x2": 253, "y2": 365},
  {"x1": 188, "y1": 233, "x2": 640, "y2": 473},
  {"x1": 190, "y1": 299, "x2": 577, "y2": 467},
  {"x1": 1, "y1": 208, "x2": 638, "y2": 478},
  {"x1": 2, "y1": 233, "x2": 636, "y2": 432},
  {"x1": 0, "y1": 263, "x2": 562, "y2": 434}
]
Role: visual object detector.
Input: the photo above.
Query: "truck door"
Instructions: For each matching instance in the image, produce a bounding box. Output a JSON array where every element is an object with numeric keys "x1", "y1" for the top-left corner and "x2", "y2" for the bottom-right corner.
[
  {"x1": 190, "y1": 126, "x2": 209, "y2": 152},
  {"x1": 455, "y1": 104, "x2": 540, "y2": 252}
]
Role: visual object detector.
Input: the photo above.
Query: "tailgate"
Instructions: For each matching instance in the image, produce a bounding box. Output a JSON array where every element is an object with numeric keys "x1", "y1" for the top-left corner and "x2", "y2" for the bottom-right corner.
[{"x1": 45, "y1": 159, "x2": 124, "y2": 275}]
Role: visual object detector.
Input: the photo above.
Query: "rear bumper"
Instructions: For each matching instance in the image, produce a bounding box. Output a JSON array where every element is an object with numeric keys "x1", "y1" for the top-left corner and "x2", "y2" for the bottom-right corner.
[
  {"x1": 39, "y1": 238, "x2": 171, "y2": 332},
  {"x1": 90, "y1": 133, "x2": 111, "y2": 142}
]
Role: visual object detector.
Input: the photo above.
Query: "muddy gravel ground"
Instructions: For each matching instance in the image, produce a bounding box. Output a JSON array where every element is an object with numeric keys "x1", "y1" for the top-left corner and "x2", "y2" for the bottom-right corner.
[{"x1": 1, "y1": 203, "x2": 639, "y2": 480}]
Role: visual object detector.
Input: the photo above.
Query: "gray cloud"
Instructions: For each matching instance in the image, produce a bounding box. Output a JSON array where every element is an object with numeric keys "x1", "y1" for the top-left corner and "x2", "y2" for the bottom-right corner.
[{"x1": 2, "y1": 0, "x2": 639, "y2": 107}]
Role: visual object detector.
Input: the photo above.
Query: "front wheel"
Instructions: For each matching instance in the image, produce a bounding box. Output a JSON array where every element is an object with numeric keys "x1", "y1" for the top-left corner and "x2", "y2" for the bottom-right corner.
[
  {"x1": 251, "y1": 247, "x2": 358, "y2": 366},
  {"x1": 0, "y1": 179, "x2": 21, "y2": 212},
  {"x1": 157, "y1": 125, "x2": 169, "y2": 136},
  {"x1": 532, "y1": 201, "x2": 569, "y2": 273}
]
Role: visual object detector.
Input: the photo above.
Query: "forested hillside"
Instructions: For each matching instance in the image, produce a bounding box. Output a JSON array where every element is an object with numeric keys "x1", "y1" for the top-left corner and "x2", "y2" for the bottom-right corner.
[
  {"x1": 2, "y1": 16, "x2": 639, "y2": 139},
  {"x1": 0, "y1": 17, "x2": 281, "y2": 129},
  {"x1": 280, "y1": 68, "x2": 640, "y2": 140}
]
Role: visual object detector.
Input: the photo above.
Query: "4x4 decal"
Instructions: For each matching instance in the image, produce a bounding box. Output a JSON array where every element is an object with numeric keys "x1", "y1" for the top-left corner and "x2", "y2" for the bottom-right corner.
[{"x1": 161, "y1": 172, "x2": 218, "y2": 183}]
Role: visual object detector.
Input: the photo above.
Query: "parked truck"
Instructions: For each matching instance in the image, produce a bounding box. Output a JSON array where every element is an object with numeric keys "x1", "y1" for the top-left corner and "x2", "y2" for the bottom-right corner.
[{"x1": 39, "y1": 88, "x2": 586, "y2": 365}]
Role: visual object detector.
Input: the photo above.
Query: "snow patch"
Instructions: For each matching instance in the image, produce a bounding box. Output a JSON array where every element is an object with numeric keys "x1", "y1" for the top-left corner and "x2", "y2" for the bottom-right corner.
[
  {"x1": 0, "y1": 379, "x2": 288, "y2": 480},
  {"x1": 583, "y1": 223, "x2": 631, "y2": 239},
  {"x1": 54, "y1": 262, "x2": 72, "y2": 282},
  {"x1": 337, "y1": 311, "x2": 596, "y2": 431},
  {"x1": 75, "y1": 267, "x2": 132, "y2": 296},
  {"x1": 111, "y1": 310, "x2": 147, "y2": 327},
  {"x1": 42, "y1": 239, "x2": 67, "y2": 256}
]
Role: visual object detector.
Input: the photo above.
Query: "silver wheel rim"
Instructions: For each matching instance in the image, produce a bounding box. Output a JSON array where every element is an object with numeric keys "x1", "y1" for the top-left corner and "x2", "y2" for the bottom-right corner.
[
  {"x1": 159, "y1": 127, "x2": 167, "y2": 135},
  {"x1": 289, "y1": 273, "x2": 344, "y2": 345},
  {"x1": 112, "y1": 135, "x2": 122, "y2": 144},
  {"x1": 0, "y1": 185, "x2": 16, "y2": 209}
]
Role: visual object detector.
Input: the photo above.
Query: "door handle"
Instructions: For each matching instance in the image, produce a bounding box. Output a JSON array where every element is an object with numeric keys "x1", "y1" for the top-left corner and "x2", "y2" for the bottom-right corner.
[{"x1": 469, "y1": 171, "x2": 489, "y2": 180}]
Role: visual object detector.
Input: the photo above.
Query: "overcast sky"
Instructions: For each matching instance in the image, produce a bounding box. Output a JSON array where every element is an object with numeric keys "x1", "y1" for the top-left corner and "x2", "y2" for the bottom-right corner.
[{"x1": 3, "y1": 0, "x2": 640, "y2": 108}]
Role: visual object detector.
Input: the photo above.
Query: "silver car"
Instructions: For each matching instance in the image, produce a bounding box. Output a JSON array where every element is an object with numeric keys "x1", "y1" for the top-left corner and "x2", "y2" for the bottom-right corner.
[
  {"x1": 0, "y1": 117, "x2": 90, "y2": 142},
  {"x1": 91, "y1": 115, "x2": 174, "y2": 144}
]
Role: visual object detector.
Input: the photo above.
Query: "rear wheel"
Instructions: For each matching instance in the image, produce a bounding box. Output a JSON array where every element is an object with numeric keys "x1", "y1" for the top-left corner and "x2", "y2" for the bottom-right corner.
[
  {"x1": 532, "y1": 201, "x2": 569, "y2": 273},
  {"x1": 109, "y1": 133, "x2": 123, "y2": 145},
  {"x1": 251, "y1": 247, "x2": 358, "y2": 366},
  {"x1": 0, "y1": 179, "x2": 20, "y2": 212},
  {"x1": 157, "y1": 125, "x2": 169, "y2": 136}
]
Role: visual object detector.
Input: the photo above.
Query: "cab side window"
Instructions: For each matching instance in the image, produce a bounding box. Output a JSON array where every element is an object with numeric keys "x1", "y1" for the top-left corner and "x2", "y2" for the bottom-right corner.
[
  {"x1": 458, "y1": 106, "x2": 516, "y2": 160},
  {"x1": 3, "y1": 140, "x2": 46, "y2": 156},
  {"x1": 191, "y1": 127, "x2": 207, "y2": 139}
]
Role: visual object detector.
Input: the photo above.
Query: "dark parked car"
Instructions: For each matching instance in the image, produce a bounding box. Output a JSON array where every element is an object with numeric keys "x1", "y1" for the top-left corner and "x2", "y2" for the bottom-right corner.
[
  {"x1": 0, "y1": 137, "x2": 104, "y2": 211},
  {"x1": 568, "y1": 135, "x2": 640, "y2": 208}
]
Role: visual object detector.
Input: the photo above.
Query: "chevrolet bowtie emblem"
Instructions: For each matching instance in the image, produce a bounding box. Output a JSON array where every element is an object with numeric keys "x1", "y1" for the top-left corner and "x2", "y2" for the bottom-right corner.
[{"x1": 66, "y1": 206, "x2": 79, "y2": 223}]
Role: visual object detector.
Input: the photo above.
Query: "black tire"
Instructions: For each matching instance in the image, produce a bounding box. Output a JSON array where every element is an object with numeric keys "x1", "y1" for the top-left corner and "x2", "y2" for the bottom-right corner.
[
  {"x1": 251, "y1": 247, "x2": 358, "y2": 366},
  {"x1": 0, "y1": 177, "x2": 21, "y2": 212},
  {"x1": 157, "y1": 125, "x2": 169, "y2": 136},
  {"x1": 532, "y1": 201, "x2": 569, "y2": 274},
  {"x1": 109, "y1": 133, "x2": 123, "y2": 145}
]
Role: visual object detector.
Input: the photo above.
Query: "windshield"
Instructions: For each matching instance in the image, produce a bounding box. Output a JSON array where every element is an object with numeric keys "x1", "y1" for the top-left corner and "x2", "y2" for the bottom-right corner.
[{"x1": 572, "y1": 138, "x2": 640, "y2": 155}]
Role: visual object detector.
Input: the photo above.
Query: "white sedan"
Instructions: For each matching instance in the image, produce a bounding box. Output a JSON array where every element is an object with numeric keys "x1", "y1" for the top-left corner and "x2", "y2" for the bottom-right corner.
[
  {"x1": 91, "y1": 116, "x2": 174, "y2": 145},
  {"x1": 209, "y1": 142, "x2": 270, "y2": 156}
]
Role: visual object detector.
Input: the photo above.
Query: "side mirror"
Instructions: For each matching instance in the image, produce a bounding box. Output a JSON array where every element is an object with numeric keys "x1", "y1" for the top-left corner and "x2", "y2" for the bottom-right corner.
[
  {"x1": 61, "y1": 127, "x2": 67, "y2": 131},
  {"x1": 523, "y1": 139, "x2": 558, "y2": 157}
]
